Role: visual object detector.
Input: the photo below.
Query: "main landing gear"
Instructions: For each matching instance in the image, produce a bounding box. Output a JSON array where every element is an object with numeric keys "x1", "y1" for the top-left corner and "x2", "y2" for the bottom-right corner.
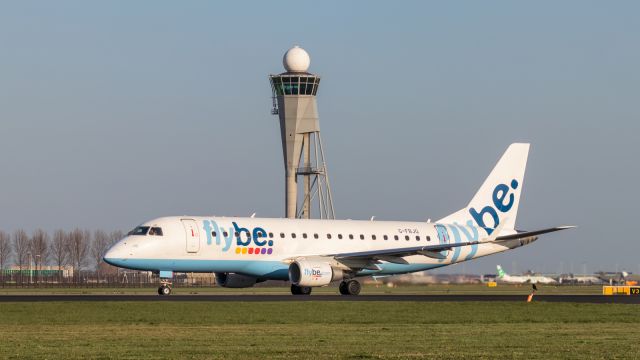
[
  {"x1": 291, "y1": 284, "x2": 312, "y2": 295},
  {"x1": 339, "y1": 279, "x2": 361, "y2": 296},
  {"x1": 158, "y1": 281, "x2": 172, "y2": 296},
  {"x1": 289, "y1": 280, "x2": 362, "y2": 296}
]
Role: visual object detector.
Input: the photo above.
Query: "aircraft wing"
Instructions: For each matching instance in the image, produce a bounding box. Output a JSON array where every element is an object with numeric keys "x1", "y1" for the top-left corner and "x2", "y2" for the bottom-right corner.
[
  {"x1": 330, "y1": 241, "x2": 481, "y2": 262},
  {"x1": 321, "y1": 225, "x2": 575, "y2": 269},
  {"x1": 283, "y1": 225, "x2": 575, "y2": 270}
]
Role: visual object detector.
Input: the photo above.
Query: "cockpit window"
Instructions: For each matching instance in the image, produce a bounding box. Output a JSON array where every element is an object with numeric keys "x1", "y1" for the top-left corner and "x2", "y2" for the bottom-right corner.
[
  {"x1": 149, "y1": 227, "x2": 163, "y2": 236},
  {"x1": 129, "y1": 226, "x2": 150, "y2": 236}
]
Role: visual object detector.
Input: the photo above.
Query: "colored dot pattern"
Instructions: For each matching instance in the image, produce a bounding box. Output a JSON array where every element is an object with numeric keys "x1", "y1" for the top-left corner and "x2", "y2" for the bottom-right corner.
[{"x1": 234, "y1": 247, "x2": 273, "y2": 255}]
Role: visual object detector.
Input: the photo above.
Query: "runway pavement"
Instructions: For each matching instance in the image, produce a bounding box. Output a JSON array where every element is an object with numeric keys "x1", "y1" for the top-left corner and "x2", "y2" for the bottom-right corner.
[{"x1": 0, "y1": 294, "x2": 638, "y2": 303}]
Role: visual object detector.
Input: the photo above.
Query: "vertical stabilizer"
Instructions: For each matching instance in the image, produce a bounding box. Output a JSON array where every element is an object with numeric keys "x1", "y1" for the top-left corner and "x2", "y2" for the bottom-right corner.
[
  {"x1": 438, "y1": 143, "x2": 530, "y2": 234},
  {"x1": 497, "y1": 265, "x2": 507, "y2": 279}
]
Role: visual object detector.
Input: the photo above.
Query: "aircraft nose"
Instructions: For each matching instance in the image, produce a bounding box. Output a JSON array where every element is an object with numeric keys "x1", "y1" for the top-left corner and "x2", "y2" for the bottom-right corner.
[{"x1": 103, "y1": 239, "x2": 130, "y2": 266}]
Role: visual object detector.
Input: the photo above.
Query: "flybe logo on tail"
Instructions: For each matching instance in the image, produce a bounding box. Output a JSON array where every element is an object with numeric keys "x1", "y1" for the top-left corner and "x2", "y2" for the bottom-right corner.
[
  {"x1": 469, "y1": 179, "x2": 518, "y2": 235},
  {"x1": 202, "y1": 220, "x2": 274, "y2": 255}
]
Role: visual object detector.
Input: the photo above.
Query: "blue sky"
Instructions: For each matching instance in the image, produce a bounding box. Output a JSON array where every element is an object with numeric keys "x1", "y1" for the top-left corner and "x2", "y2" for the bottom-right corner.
[{"x1": 0, "y1": 1, "x2": 638, "y2": 274}]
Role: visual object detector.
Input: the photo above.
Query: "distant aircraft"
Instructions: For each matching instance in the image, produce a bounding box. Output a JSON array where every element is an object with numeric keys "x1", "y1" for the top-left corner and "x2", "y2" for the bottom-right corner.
[
  {"x1": 619, "y1": 271, "x2": 640, "y2": 285},
  {"x1": 496, "y1": 265, "x2": 557, "y2": 284},
  {"x1": 594, "y1": 271, "x2": 639, "y2": 285},
  {"x1": 558, "y1": 273, "x2": 603, "y2": 285},
  {"x1": 104, "y1": 143, "x2": 574, "y2": 295},
  {"x1": 595, "y1": 272, "x2": 620, "y2": 285}
]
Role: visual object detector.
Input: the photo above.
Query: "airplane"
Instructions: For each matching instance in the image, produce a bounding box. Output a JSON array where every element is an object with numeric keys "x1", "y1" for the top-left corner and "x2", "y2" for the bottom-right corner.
[
  {"x1": 597, "y1": 271, "x2": 640, "y2": 285},
  {"x1": 621, "y1": 271, "x2": 640, "y2": 285},
  {"x1": 104, "y1": 143, "x2": 574, "y2": 295},
  {"x1": 558, "y1": 273, "x2": 604, "y2": 285},
  {"x1": 495, "y1": 265, "x2": 557, "y2": 284}
]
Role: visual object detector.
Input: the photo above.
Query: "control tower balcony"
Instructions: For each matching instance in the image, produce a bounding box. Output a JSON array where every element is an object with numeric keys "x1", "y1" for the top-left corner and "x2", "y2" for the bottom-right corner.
[
  {"x1": 296, "y1": 166, "x2": 325, "y2": 175},
  {"x1": 270, "y1": 74, "x2": 321, "y2": 96}
]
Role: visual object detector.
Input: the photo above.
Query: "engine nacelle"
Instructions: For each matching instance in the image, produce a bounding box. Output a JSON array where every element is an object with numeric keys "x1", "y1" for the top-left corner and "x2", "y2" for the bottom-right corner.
[
  {"x1": 215, "y1": 272, "x2": 258, "y2": 288},
  {"x1": 288, "y1": 259, "x2": 343, "y2": 287}
]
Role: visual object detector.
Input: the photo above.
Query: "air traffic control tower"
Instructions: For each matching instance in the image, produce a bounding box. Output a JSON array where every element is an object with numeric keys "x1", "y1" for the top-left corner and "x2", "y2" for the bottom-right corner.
[{"x1": 269, "y1": 46, "x2": 335, "y2": 219}]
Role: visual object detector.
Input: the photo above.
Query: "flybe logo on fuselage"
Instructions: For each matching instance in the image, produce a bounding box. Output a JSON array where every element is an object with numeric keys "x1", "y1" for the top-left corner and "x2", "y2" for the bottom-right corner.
[
  {"x1": 469, "y1": 179, "x2": 518, "y2": 235},
  {"x1": 202, "y1": 220, "x2": 274, "y2": 255}
]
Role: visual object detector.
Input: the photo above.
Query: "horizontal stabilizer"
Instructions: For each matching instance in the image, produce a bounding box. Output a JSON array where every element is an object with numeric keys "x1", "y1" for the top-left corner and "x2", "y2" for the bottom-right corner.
[{"x1": 495, "y1": 226, "x2": 576, "y2": 241}]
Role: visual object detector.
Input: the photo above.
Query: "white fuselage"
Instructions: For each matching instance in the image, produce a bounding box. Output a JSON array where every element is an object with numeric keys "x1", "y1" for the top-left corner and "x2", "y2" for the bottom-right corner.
[
  {"x1": 104, "y1": 216, "x2": 531, "y2": 280},
  {"x1": 499, "y1": 273, "x2": 557, "y2": 284}
]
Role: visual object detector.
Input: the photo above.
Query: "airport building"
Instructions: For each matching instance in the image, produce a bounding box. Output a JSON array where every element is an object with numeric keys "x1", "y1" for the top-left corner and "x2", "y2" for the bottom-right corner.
[{"x1": 269, "y1": 46, "x2": 335, "y2": 219}]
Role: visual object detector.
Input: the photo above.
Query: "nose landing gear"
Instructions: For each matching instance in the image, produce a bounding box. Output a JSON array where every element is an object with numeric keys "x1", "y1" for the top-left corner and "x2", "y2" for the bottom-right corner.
[
  {"x1": 339, "y1": 279, "x2": 361, "y2": 295},
  {"x1": 158, "y1": 281, "x2": 172, "y2": 296}
]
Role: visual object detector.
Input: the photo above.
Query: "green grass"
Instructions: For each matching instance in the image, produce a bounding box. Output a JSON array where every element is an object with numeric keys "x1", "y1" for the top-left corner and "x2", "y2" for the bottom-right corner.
[
  {"x1": 0, "y1": 301, "x2": 637, "y2": 359},
  {"x1": 0, "y1": 283, "x2": 604, "y2": 295}
]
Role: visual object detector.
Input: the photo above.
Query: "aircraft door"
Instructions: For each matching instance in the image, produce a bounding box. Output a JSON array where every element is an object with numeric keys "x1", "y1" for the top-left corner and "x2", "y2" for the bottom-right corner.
[
  {"x1": 434, "y1": 224, "x2": 450, "y2": 262},
  {"x1": 182, "y1": 219, "x2": 200, "y2": 253}
]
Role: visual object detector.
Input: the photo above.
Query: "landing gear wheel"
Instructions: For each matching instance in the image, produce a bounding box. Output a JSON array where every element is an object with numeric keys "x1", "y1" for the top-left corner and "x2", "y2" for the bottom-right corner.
[
  {"x1": 291, "y1": 284, "x2": 312, "y2": 295},
  {"x1": 159, "y1": 285, "x2": 172, "y2": 296},
  {"x1": 339, "y1": 281, "x2": 349, "y2": 295},
  {"x1": 340, "y1": 280, "x2": 361, "y2": 295}
]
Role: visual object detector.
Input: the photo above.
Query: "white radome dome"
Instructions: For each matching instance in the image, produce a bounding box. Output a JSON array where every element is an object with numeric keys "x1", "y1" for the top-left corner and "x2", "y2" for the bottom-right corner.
[{"x1": 283, "y1": 46, "x2": 310, "y2": 72}]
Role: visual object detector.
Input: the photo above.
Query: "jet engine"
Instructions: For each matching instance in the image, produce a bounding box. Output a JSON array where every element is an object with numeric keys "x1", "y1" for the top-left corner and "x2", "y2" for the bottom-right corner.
[
  {"x1": 288, "y1": 259, "x2": 344, "y2": 287},
  {"x1": 215, "y1": 272, "x2": 258, "y2": 288}
]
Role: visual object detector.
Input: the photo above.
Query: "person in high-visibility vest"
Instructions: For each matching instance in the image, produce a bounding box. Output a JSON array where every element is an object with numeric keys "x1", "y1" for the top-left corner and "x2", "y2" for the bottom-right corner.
[{"x1": 527, "y1": 284, "x2": 538, "y2": 302}]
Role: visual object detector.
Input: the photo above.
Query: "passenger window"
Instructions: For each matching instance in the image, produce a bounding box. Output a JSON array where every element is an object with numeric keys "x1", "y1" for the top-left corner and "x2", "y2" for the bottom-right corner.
[
  {"x1": 338, "y1": 234, "x2": 343, "y2": 239},
  {"x1": 235, "y1": 232, "x2": 239, "y2": 237},
  {"x1": 383, "y1": 235, "x2": 388, "y2": 240},
  {"x1": 416, "y1": 236, "x2": 420, "y2": 241},
  {"x1": 394, "y1": 235, "x2": 399, "y2": 241},
  {"x1": 303, "y1": 233, "x2": 308, "y2": 239},
  {"x1": 268, "y1": 232, "x2": 274, "y2": 238},
  {"x1": 223, "y1": 231, "x2": 229, "y2": 237},
  {"x1": 427, "y1": 236, "x2": 431, "y2": 241},
  {"x1": 405, "y1": 236, "x2": 410, "y2": 241},
  {"x1": 372, "y1": 235, "x2": 376, "y2": 240},
  {"x1": 327, "y1": 234, "x2": 332, "y2": 239},
  {"x1": 291, "y1": 233, "x2": 296, "y2": 238},
  {"x1": 314, "y1": 234, "x2": 319, "y2": 239},
  {"x1": 212, "y1": 231, "x2": 216, "y2": 237},
  {"x1": 280, "y1": 233, "x2": 285, "y2": 238},
  {"x1": 359, "y1": 234, "x2": 364, "y2": 240},
  {"x1": 349, "y1": 234, "x2": 354, "y2": 240}
]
